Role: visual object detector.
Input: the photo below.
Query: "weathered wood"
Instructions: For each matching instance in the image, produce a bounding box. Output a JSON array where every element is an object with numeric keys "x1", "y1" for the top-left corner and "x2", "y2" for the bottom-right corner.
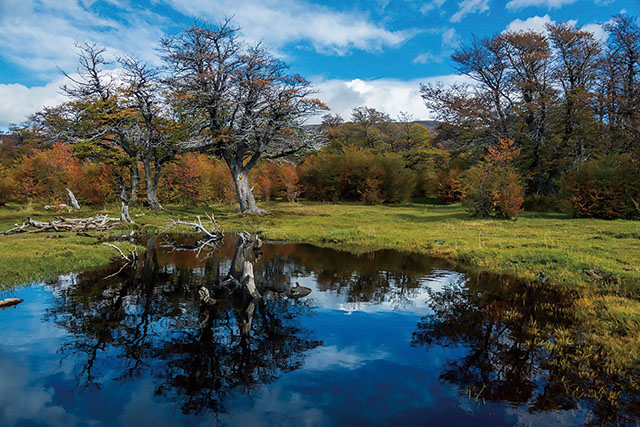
[
  {"x1": 1, "y1": 215, "x2": 118, "y2": 235},
  {"x1": 0, "y1": 298, "x2": 24, "y2": 309},
  {"x1": 66, "y1": 188, "x2": 81, "y2": 210},
  {"x1": 163, "y1": 213, "x2": 224, "y2": 240}
]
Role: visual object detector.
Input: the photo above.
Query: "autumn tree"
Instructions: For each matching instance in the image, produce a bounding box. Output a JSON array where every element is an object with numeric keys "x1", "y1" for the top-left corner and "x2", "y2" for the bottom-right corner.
[{"x1": 161, "y1": 20, "x2": 327, "y2": 213}]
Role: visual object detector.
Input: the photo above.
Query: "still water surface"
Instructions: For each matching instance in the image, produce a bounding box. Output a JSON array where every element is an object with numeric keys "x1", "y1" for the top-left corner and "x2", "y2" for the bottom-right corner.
[{"x1": 0, "y1": 235, "x2": 633, "y2": 426}]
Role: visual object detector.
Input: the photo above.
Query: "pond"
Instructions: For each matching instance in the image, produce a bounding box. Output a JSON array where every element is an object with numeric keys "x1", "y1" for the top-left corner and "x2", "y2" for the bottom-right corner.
[{"x1": 0, "y1": 235, "x2": 637, "y2": 426}]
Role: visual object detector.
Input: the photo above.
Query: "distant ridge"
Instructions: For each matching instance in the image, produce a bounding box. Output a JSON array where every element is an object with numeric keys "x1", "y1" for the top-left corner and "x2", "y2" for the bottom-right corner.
[{"x1": 413, "y1": 120, "x2": 440, "y2": 131}]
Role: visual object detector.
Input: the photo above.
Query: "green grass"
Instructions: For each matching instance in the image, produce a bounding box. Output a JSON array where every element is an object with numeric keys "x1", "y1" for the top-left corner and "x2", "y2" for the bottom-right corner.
[{"x1": 2, "y1": 201, "x2": 638, "y2": 292}]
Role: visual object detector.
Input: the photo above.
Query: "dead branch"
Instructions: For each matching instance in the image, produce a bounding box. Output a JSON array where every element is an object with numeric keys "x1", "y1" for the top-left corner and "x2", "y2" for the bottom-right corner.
[
  {"x1": 102, "y1": 242, "x2": 138, "y2": 279},
  {"x1": 1, "y1": 214, "x2": 119, "y2": 235},
  {"x1": 163, "y1": 213, "x2": 224, "y2": 240}
]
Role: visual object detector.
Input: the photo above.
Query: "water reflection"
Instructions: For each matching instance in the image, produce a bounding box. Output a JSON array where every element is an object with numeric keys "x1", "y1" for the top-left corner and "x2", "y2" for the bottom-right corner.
[
  {"x1": 412, "y1": 274, "x2": 640, "y2": 425},
  {"x1": 1, "y1": 235, "x2": 638, "y2": 425}
]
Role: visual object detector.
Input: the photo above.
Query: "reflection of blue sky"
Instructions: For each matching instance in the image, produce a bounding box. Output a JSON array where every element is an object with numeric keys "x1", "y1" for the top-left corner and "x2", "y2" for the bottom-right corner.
[{"x1": 0, "y1": 265, "x2": 590, "y2": 426}]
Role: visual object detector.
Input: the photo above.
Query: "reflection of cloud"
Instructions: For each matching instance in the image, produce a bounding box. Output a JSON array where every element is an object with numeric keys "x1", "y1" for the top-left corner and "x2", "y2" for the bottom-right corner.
[
  {"x1": 304, "y1": 346, "x2": 388, "y2": 371},
  {"x1": 118, "y1": 382, "x2": 176, "y2": 427},
  {"x1": 216, "y1": 385, "x2": 327, "y2": 427},
  {"x1": 504, "y1": 404, "x2": 589, "y2": 426},
  {"x1": 0, "y1": 357, "x2": 77, "y2": 427}
]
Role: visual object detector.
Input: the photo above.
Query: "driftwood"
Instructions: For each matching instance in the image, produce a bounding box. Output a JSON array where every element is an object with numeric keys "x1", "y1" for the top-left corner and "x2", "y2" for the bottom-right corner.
[
  {"x1": 0, "y1": 298, "x2": 24, "y2": 309},
  {"x1": 163, "y1": 213, "x2": 223, "y2": 240},
  {"x1": 2, "y1": 215, "x2": 119, "y2": 235}
]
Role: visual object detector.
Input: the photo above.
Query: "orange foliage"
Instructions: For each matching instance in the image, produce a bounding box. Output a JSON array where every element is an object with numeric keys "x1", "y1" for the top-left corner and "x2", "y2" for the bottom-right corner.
[
  {"x1": 161, "y1": 153, "x2": 236, "y2": 205},
  {"x1": 280, "y1": 163, "x2": 302, "y2": 202}
]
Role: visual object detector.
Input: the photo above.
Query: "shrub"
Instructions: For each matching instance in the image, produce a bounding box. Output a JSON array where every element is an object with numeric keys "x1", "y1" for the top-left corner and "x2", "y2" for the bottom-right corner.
[
  {"x1": 280, "y1": 163, "x2": 302, "y2": 202},
  {"x1": 161, "y1": 154, "x2": 235, "y2": 205},
  {"x1": 434, "y1": 168, "x2": 464, "y2": 204},
  {"x1": 0, "y1": 164, "x2": 14, "y2": 205},
  {"x1": 566, "y1": 154, "x2": 640, "y2": 219},
  {"x1": 253, "y1": 161, "x2": 279, "y2": 201},
  {"x1": 462, "y1": 139, "x2": 525, "y2": 219},
  {"x1": 300, "y1": 147, "x2": 415, "y2": 204}
]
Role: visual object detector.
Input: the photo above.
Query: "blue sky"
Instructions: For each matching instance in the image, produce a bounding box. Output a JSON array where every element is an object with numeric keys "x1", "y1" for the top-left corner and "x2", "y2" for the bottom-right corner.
[{"x1": 0, "y1": 0, "x2": 636, "y2": 128}]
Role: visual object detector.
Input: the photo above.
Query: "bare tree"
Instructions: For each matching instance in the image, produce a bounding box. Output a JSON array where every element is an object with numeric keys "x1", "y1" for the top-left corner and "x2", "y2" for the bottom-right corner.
[
  {"x1": 161, "y1": 20, "x2": 327, "y2": 213},
  {"x1": 119, "y1": 56, "x2": 177, "y2": 210}
]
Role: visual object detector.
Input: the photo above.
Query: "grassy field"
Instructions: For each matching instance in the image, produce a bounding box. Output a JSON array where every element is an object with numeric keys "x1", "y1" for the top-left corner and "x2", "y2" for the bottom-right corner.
[{"x1": 1, "y1": 201, "x2": 639, "y2": 290}]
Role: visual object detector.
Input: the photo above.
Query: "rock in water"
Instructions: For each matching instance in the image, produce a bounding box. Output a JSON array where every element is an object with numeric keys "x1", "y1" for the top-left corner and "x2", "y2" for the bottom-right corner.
[{"x1": 286, "y1": 283, "x2": 311, "y2": 299}]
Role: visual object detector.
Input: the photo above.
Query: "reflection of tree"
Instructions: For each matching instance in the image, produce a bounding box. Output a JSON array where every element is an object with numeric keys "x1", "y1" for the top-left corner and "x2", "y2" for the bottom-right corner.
[
  {"x1": 412, "y1": 276, "x2": 640, "y2": 425},
  {"x1": 45, "y1": 235, "x2": 321, "y2": 416},
  {"x1": 258, "y1": 245, "x2": 442, "y2": 308}
]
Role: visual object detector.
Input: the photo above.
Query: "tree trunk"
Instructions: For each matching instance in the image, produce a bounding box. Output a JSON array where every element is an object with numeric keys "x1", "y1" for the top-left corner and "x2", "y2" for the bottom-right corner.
[
  {"x1": 230, "y1": 167, "x2": 265, "y2": 214},
  {"x1": 129, "y1": 164, "x2": 139, "y2": 206},
  {"x1": 143, "y1": 158, "x2": 163, "y2": 210},
  {"x1": 117, "y1": 180, "x2": 133, "y2": 223}
]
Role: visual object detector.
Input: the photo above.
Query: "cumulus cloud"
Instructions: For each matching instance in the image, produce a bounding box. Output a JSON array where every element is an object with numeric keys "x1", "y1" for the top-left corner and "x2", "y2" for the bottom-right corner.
[
  {"x1": 161, "y1": 0, "x2": 414, "y2": 55},
  {"x1": 450, "y1": 0, "x2": 490, "y2": 23},
  {"x1": 0, "y1": 79, "x2": 68, "y2": 128},
  {"x1": 504, "y1": 14, "x2": 555, "y2": 33},
  {"x1": 505, "y1": 0, "x2": 577, "y2": 10},
  {"x1": 311, "y1": 74, "x2": 472, "y2": 123}
]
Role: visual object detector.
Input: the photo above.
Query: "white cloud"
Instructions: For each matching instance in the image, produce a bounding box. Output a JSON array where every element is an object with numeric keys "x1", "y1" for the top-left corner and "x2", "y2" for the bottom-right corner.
[
  {"x1": 0, "y1": 79, "x2": 68, "y2": 128},
  {"x1": 450, "y1": 0, "x2": 490, "y2": 23},
  {"x1": 504, "y1": 15, "x2": 609, "y2": 43},
  {"x1": 505, "y1": 0, "x2": 577, "y2": 10},
  {"x1": 420, "y1": 0, "x2": 448, "y2": 14},
  {"x1": 161, "y1": 0, "x2": 414, "y2": 55},
  {"x1": 505, "y1": 14, "x2": 555, "y2": 33},
  {"x1": 442, "y1": 27, "x2": 461, "y2": 48},
  {"x1": 0, "y1": 0, "x2": 166, "y2": 78},
  {"x1": 311, "y1": 74, "x2": 473, "y2": 123},
  {"x1": 412, "y1": 52, "x2": 447, "y2": 64},
  {"x1": 583, "y1": 23, "x2": 609, "y2": 43}
]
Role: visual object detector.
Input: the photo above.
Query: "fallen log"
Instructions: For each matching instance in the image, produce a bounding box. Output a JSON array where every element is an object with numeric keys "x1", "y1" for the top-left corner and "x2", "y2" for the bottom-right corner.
[
  {"x1": 1, "y1": 214, "x2": 119, "y2": 235},
  {"x1": 0, "y1": 298, "x2": 24, "y2": 309}
]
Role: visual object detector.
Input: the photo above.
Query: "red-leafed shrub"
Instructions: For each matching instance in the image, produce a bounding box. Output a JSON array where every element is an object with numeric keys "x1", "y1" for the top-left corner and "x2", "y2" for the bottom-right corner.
[
  {"x1": 252, "y1": 161, "x2": 279, "y2": 201},
  {"x1": 280, "y1": 163, "x2": 302, "y2": 202},
  {"x1": 12, "y1": 143, "x2": 82, "y2": 203},
  {"x1": 566, "y1": 154, "x2": 640, "y2": 219},
  {"x1": 161, "y1": 153, "x2": 236, "y2": 205}
]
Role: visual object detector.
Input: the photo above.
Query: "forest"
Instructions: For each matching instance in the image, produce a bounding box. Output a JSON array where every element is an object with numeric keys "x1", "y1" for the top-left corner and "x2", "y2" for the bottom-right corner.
[{"x1": 0, "y1": 14, "x2": 638, "y2": 222}]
